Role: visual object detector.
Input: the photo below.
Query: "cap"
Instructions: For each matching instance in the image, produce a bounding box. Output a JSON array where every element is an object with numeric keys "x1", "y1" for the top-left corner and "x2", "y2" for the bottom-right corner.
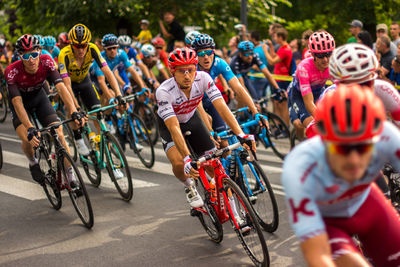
[
  {"x1": 140, "y1": 19, "x2": 150, "y2": 25},
  {"x1": 376, "y1": 23, "x2": 388, "y2": 32},
  {"x1": 348, "y1": 19, "x2": 363, "y2": 28}
]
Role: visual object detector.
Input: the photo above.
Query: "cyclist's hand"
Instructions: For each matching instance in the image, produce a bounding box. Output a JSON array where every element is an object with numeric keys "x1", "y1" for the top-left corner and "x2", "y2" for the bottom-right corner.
[
  {"x1": 71, "y1": 111, "x2": 85, "y2": 127},
  {"x1": 123, "y1": 84, "x2": 133, "y2": 95},
  {"x1": 237, "y1": 133, "x2": 257, "y2": 159},
  {"x1": 210, "y1": 131, "x2": 221, "y2": 149},
  {"x1": 27, "y1": 127, "x2": 40, "y2": 148},
  {"x1": 254, "y1": 113, "x2": 269, "y2": 130},
  {"x1": 183, "y1": 155, "x2": 199, "y2": 178},
  {"x1": 116, "y1": 95, "x2": 128, "y2": 110}
]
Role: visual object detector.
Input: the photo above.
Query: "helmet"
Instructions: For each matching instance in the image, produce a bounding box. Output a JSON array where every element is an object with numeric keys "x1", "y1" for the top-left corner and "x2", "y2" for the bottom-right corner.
[
  {"x1": 117, "y1": 35, "x2": 132, "y2": 47},
  {"x1": 58, "y1": 32, "x2": 70, "y2": 44},
  {"x1": 15, "y1": 34, "x2": 41, "y2": 54},
  {"x1": 185, "y1": 30, "x2": 201, "y2": 46},
  {"x1": 238, "y1": 41, "x2": 254, "y2": 52},
  {"x1": 308, "y1": 31, "x2": 335, "y2": 53},
  {"x1": 43, "y1": 36, "x2": 57, "y2": 48},
  {"x1": 101, "y1": 34, "x2": 118, "y2": 48},
  {"x1": 151, "y1": 37, "x2": 165, "y2": 47},
  {"x1": 168, "y1": 47, "x2": 198, "y2": 70},
  {"x1": 315, "y1": 83, "x2": 386, "y2": 143},
  {"x1": 0, "y1": 39, "x2": 5, "y2": 48},
  {"x1": 69, "y1": 24, "x2": 91, "y2": 44},
  {"x1": 329, "y1": 43, "x2": 378, "y2": 83},
  {"x1": 141, "y1": 44, "x2": 156, "y2": 57},
  {"x1": 191, "y1": 33, "x2": 215, "y2": 51},
  {"x1": 34, "y1": 35, "x2": 44, "y2": 47}
]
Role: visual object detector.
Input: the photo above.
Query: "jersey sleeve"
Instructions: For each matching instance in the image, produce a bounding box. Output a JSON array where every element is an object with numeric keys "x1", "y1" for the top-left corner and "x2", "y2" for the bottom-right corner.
[
  {"x1": 374, "y1": 81, "x2": 400, "y2": 122},
  {"x1": 202, "y1": 72, "x2": 223, "y2": 103},
  {"x1": 90, "y1": 43, "x2": 107, "y2": 68},
  {"x1": 156, "y1": 87, "x2": 176, "y2": 121},
  {"x1": 129, "y1": 48, "x2": 143, "y2": 64},
  {"x1": 4, "y1": 64, "x2": 20, "y2": 99},
  {"x1": 296, "y1": 63, "x2": 312, "y2": 96},
  {"x1": 253, "y1": 54, "x2": 266, "y2": 70},
  {"x1": 90, "y1": 61, "x2": 104, "y2": 77},
  {"x1": 119, "y1": 50, "x2": 132, "y2": 69},
  {"x1": 216, "y1": 57, "x2": 235, "y2": 82},
  {"x1": 42, "y1": 54, "x2": 62, "y2": 85},
  {"x1": 58, "y1": 47, "x2": 70, "y2": 78}
]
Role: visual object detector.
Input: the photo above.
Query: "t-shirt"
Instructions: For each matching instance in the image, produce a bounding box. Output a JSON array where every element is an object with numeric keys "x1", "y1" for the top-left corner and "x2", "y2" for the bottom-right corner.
[
  {"x1": 274, "y1": 43, "x2": 293, "y2": 76},
  {"x1": 137, "y1": 30, "x2": 152, "y2": 44},
  {"x1": 347, "y1": 36, "x2": 357, "y2": 43},
  {"x1": 249, "y1": 43, "x2": 268, "y2": 79},
  {"x1": 166, "y1": 19, "x2": 185, "y2": 52},
  {"x1": 380, "y1": 49, "x2": 396, "y2": 78}
]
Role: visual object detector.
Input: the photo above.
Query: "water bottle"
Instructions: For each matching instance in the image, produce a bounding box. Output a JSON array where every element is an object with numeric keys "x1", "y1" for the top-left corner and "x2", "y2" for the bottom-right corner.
[
  {"x1": 88, "y1": 132, "x2": 96, "y2": 150},
  {"x1": 94, "y1": 135, "x2": 101, "y2": 151}
]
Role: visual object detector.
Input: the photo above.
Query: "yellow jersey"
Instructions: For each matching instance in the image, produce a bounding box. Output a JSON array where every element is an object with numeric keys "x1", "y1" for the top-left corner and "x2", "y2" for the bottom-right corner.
[{"x1": 58, "y1": 43, "x2": 107, "y2": 83}]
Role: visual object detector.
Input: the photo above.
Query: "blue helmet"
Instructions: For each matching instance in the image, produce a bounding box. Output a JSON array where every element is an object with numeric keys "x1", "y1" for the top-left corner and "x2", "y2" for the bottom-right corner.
[
  {"x1": 34, "y1": 35, "x2": 44, "y2": 47},
  {"x1": 185, "y1": 30, "x2": 201, "y2": 46},
  {"x1": 238, "y1": 41, "x2": 254, "y2": 52},
  {"x1": 43, "y1": 36, "x2": 57, "y2": 48},
  {"x1": 101, "y1": 34, "x2": 118, "y2": 48},
  {"x1": 191, "y1": 33, "x2": 215, "y2": 51}
]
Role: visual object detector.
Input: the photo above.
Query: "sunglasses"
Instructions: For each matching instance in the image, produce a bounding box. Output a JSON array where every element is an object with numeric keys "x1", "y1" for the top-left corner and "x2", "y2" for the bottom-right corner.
[
  {"x1": 175, "y1": 67, "x2": 196, "y2": 75},
  {"x1": 73, "y1": 43, "x2": 88, "y2": 49},
  {"x1": 313, "y1": 52, "x2": 332, "y2": 58},
  {"x1": 106, "y1": 46, "x2": 118, "y2": 51},
  {"x1": 327, "y1": 142, "x2": 374, "y2": 156},
  {"x1": 21, "y1": 52, "x2": 40, "y2": 60},
  {"x1": 44, "y1": 46, "x2": 54, "y2": 50},
  {"x1": 197, "y1": 50, "x2": 214, "y2": 57},
  {"x1": 243, "y1": 52, "x2": 253, "y2": 57}
]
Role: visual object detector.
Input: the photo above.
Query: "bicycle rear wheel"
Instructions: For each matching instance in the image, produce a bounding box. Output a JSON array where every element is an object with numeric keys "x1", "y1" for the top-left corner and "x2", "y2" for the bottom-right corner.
[
  {"x1": 262, "y1": 112, "x2": 290, "y2": 159},
  {"x1": 239, "y1": 160, "x2": 279, "y2": 233},
  {"x1": 104, "y1": 132, "x2": 133, "y2": 201},
  {"x1": 0, "y1": 141, "x2": 3, "y2": 170},
  {"x1": 60, "y1": 151, "x2": 94, "y2": 229},
  {"x1": 135, "y1": 102, "x2": 159, "y2": 145},
  {"x1": 0, "y1": 86, "x2": 8, "y2": 123},
  {"x1": 127, "y1": 113, "x2": 155, "y2": 168},
  {"x1": 223, "y1": 177, "x2": 269, "y2": 267},
  {"x1": 81, "y1": 132, "x2": 102, "y2": 187},
  {"x1": 57, "y1": 111, "x2": 77, "y2": 161}
]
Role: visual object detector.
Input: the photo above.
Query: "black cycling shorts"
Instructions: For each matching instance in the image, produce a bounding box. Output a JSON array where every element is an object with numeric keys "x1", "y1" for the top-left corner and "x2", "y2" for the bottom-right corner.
[
  {"x1": 72, "y1": 75, "x2": 101, "y2": 111},
  {"x1": 157, "y1": 111, "x2": 215, "y2": 157},
  {"x1": 10, "y1": 88, "x2": 59, "y2": 129}
]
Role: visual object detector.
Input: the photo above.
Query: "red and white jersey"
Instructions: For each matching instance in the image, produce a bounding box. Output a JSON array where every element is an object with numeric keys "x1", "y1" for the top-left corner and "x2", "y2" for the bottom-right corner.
[{"x1": 156, "y1": 71, "x2": 223, "y2": 123}]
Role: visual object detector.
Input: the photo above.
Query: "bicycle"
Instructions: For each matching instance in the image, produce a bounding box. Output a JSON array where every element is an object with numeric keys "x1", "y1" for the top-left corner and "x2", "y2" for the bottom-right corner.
[
  {"x1": 132, "y1": 93, "x2": 159, "y2": 145},
  {"x1": 0, "y1": 79, "x2": 8, "y2": 123},
  {"x1": 80, "y1": 99, "x2": 133, "y2": 201},
  {"x1": 216, "y1": 130, "x2": 279, "y2": 233},
  {"x1": 383, "y1": 164, "x2": 400, "y2": 213},
  {"x1": 186, "y1": 134, "x2": 270, "y2": 266},
  {"x1": 35, "y1": 118, "x2": 94, "y2": 228},
  {"x1": 0, "y1": 141, "x2": 3, "y2": 170}
]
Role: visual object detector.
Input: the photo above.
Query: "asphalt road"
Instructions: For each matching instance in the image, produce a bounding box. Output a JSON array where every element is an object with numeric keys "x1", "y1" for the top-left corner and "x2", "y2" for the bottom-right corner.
[{"x1": 0, "y1": 117, "x2": 305, "y2": 267}]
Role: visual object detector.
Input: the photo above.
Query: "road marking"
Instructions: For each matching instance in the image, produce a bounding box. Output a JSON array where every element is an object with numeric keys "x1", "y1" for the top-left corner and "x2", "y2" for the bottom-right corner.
[{"x1": 0, "y1": 173, "x2": 46, "y2": 200}]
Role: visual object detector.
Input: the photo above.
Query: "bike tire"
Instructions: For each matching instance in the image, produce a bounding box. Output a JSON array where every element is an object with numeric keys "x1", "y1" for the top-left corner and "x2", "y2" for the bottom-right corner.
[
  {"x1": 223, "y1": 177, "x2": 270, "y2": 267},
  {"x1": 0, "y1": 86, "x2": 8, "y2": 123},
  {"x1": 135, "y1": 102, "x2": 159, "y2": 145},
  {"x1": 239, "y1": 160, "x2": 279, "y2": 233},
  {"x1": 81, "y1": 133, "x2": 102, "y2": 187},
  {"x1": 57, "y1": 111, "x2": 78, "y2": 162},
  {"x1": 127, "y1": 113, "x2": 155, "y2": 168},
  {"x1": 60, "y1": 151, "x2": 94, "y2": 229},
  {"x1": 0, "y1": 141, "x2": 3, "y2": 170},
  {"x1": 262, "y1": 112, "x2": 290, "y2": 160},
  {"x1": 104, "y1": 132, "x2": 133, "y2": 201}
]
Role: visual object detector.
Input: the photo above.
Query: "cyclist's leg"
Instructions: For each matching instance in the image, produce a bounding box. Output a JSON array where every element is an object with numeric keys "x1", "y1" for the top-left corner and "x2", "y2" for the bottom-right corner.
[
  {"x1": 288, "y1": 89, "x2": 305, "y2": 139},
  {"x1": 274, "y1": 80, "x2": 290, "y2": 125}
]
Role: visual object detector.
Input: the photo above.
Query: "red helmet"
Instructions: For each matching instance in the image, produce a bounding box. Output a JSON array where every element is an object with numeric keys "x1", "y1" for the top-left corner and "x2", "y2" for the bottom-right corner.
[
  {"x1": 168, "y1": 47, "x2": 198, "y2": 70},
  {"x1": 151, "y1": 37, "x2": 165, "y2": 47},
  {"x1": 315, "y1": 83, "x2": 386, "y2": 143},
  {"x1": 308, "y1": 31, "x2": 335, "y2": 53},
  {"x1": 15, "y1": 34, "x2": 40, "y2": 54},
  {"x1": 58, "y1": 32, "x2": 70, "y2": 44}
]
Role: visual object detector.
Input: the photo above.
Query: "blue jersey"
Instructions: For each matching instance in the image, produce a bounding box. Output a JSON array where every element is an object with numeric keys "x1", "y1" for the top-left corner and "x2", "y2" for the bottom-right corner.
[
  {"x1": 230, "y1": 53, "x2": 266, "y2": 78},
  {"x1": 101, "y1": 49, "x2": 132, "y2": 72},
  {"x1": 198, "y1": 55, "x2": 235, "y2": 83},
  {"x1": 282, "y1": 121, "x2": 400, "y2": 242},
  {"x1": 126, "y1": 47, "x2": 143, "y2": 64},
  {"x1": 51, "y1": 46, "x2": 60, "y2": 59}
]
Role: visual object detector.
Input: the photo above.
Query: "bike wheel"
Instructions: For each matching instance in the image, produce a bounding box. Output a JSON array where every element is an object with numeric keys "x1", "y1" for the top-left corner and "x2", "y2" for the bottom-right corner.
[
  {"x1": 194, "y1": 178, "x2": 224, "y2": 243},
  {"x1": 81, "y1": 133, "x2": 102, "y2": 187},
  {"x1": 37, "y1": 149, "x2": 62, "y2": 210},
  {"x1": 57, "y1": 111, "x2": 78, "y2": 162},
  {"x1": 289, "y1": 128, "x2": 301, "y2": 149},
  {"x1": 0, "y1": 87, "x2": 8, "y2": 123},
  {"x1": 239, "y1": 160, "x2": 279, "y2": 233},
  {"x1": 60, "y1": 151, "x2": 94, "y2": 229},
  {"x1": 262, "y1": 112, "x2": 291, "y2": 160},
  {"x1": 127, "y1": 113, "x2": 155, "y2": 168},
  {"x1": 223, "y1": 177, "x2": 269, "y2": 267},
  {"x1": 136, "y1": 102, "x2": 159, "y2": 145},
  {"x1": 104, "y1": 132, "x2": 133, "y2": 201},
  {"x1": 0, "y1": 142, "x2": 3, "y2": 170}
]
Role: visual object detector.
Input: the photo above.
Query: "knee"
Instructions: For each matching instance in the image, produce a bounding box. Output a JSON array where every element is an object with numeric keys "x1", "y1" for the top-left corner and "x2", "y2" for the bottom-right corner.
[{"x1": 293, "y1": 119, "x2": 303, "y2": 130}]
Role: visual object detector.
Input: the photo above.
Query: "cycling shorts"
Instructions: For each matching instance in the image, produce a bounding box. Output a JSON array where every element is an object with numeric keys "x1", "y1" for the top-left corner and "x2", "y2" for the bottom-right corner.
[
  {"x1": 157, "y1": 111, "x2": 215, "y2": 156},
  {"x1": 289, "y1": 86, "x2": 324, "y2": 123},
  {"x1": 72, "y1": 75, "x2": 101, "y2": 111},
  {"x1": 10, "y1": 88, "x2": 58, "y2": 129},
  {"x1": 202, "y1": 93, "x2": 227, "y2": 132},
  {"x1": 324, "y1": 183, "x2": 400, "y2": 266}
]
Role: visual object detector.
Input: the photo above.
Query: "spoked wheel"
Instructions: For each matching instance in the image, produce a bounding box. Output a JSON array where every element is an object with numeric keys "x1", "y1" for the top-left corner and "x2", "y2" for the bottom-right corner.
[
  {"x1": 0, "y1": 87, "x2": 8, "y2": 123},
  {"x1": 193, "y1": 179, "x2": 223, "y2": 243},
  {"x1": 262, "y1": 112, "x2": 291, "y2": 160},
  {"x1": 81, "y1": 134, "x2": 102, "y2": 187},
  {"x1": 0, "y1": 141, "x2": 3, "y2": 170},
  {"x1": 57, "y1": 111, "x2": 77, "y2": 161},
  {"x1": 223, "y1": 178, "x2": 270, "y2": 267},
  {"x1": 135, "y1": 102, "x2": 159, "y2": 145},
  {"x1": 37, "y1": 149, "x2": 62, "y2": 210},
  {"x1": 239, "y1": 159, "x2": 279, "y2": 233},
  {"x1": 127, "y1": 113, "x2": 155, "y2": 168},
  {"x1": 60, "y1": 151, "x2": 94, "y2": 229},
  {"x1": 104, "y1": 132, "x2": 133, "y2": 201}
]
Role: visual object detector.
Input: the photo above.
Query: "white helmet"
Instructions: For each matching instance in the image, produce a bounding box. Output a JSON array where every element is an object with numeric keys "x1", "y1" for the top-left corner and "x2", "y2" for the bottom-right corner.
[
  {"x1": 141, "y1": 44, "x2": 156, "y2": 57},
  {"x1": 329, "y1": 43, "x2": 378, "y2": 82},
  {"x1": 117, "y1": 35, "x2": 132, "y2": 47},
  {"x1": 185, "y1": 30, "x2": 201, "y2": 46}
]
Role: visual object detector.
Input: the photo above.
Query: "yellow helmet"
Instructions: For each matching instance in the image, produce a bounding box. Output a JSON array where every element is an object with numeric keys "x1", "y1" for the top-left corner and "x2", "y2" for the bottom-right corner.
[{"x1": 68, "y1": 23, "x2": 91, "y2": 44}]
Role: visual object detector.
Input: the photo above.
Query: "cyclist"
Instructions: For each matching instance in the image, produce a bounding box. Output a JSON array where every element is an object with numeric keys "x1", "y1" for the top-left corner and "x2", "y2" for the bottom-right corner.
[
  {"x1": 282, "y1": 83, "x2": 400, "y2": 267},
  {"x1": 58, "y1": 24, "x2": 124, "y2": 156},
  {"x1": 0, "y1": 38, "x2": 10, "y2": 72},
  {"x1": 151, "y1": 37, "x2": 169, "y2": 70},
  {"x1": 229, "y1": 40, "x2": 281, "y2": 101},
  {"x1": 57, "y1": 32, "x2": 70, "y2": 50},
  {"x1": 141, "y1": 44, "x2": 169, "y2": 84},
  {"x1": 5, "y1": 34, "x2": 84, "y2": 186},
  {"x1": 191, "y1": 34, "x2": 266, "y2": 133},
  {"x1": 156, "y1": 47, "x2": 255, "y2": 209},
  {"x1": 287, "y1": 31, "x2": 335, "y2": 139},
  {"x1": 43, "y1": 36, "x2": 60, "y2": 63},
  {"x1": 184, "y1": 30, "x2": 200, "y2": 47}
]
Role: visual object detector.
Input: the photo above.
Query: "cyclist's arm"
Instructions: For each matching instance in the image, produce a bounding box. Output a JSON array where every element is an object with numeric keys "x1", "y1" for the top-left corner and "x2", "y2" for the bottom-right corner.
[
  {"x1": 137, "y1": 62, "x2": 152, "y2": 81},
  {"x1": 100, "y1": 65, "x2": 122, "y2": 98},
  {"x1": 303, "y1": 92, "x2": 316, "y2": 117},
  {"x1": 55, "y1": 82, "x2": 79, "y2": 114},
  {"x1": 98, "y1": 75, "x2": 115, "y2": 100},
  {"x1": 260, "y1": 66, "x2": 280, "y2": 89},
  {"x1": 11, "y1": 96, "x2": 34, "y2": 129},
  {"x1": 61, "y1": 76, "x2": 80, "y2": 108},
  {"x1": 262, "y1": 44, "x2": 281, "y2": 65},
  {"x1": 114, "y1": 69, "x2": 126, "y2": 88},
  {"x1": 159, "y1": 20, "x2": 172, "y2": 39},
  {"x1": 228, "y1": 76, "x2": 258, "y2": 115},
  {"x1": 58, "y1": 53, "x2": 80, "y2": 108},
  {"x1": 212, "y1": 98, "x2": 243, "y2": 136},
  {"x1": 126, "y1": 65, "x2": 146, "y2": 88},
  {"x1": 164, "y1": 116, "x2": 192, "y2": 158},
  {"x1": 300, "y1": 234, "x2": 336, "y2": 267}
]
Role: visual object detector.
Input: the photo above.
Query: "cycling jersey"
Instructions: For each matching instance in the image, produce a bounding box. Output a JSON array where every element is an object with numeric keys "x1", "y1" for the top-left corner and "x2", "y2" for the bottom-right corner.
[
  {"x1": 230, "y1": 54, "x2": 266, "y2": 78},
  {"x1": 58, "y1": 43, "x2": 107, "y2": 83},
  {"x1": 199, "y1": 55, "x2": 235, "y2": 82},
  {"x1": 126, "y1": 47, "x2": 143, "y2": 64},
  {"x1": 282, "y1": 121, "x2": 400, "y2": 242},
  {"x1": 293, "y1": 57, "x2": 330, "y2": 96},
  {"x1": 51, "y1": 46, "x2": 60, "y2": 61},
  {"x1": 101, "y1": 49, "x2": 132, "y2": 72},
  {"x1": 156, "y1": 71, "x2": 223, "y2": 123}
]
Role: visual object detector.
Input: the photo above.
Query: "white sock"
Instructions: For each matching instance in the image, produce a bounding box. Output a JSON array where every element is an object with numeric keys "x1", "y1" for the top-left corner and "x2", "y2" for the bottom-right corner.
[
  {"x1": 183, "y1": 178, "x2": 193, "y2": 187},
  {"x1": 29, "y1": 157, "x2": 38, "y2": 166}
]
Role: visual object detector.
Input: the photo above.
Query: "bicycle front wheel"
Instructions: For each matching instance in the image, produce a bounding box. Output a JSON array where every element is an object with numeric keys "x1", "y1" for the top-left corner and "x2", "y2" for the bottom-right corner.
[
  {"x1": 263, "y1": 112, "x2": 291, "y2": 160},
  {"x1": 0, "y1": 142, "x2": 3, "y2": 170},
  {"x1": 60, "y1": 151, "x2": 94, "y2": 229},
  {"x1": 223, "y1": 177, "x2": 269, "y2": 267},
  {"x1": 104, "y1": 132, "x2": 133, "y2": 201},
  {"x1": 136, "y1": 102, "x2": 159, "y2": 145}
]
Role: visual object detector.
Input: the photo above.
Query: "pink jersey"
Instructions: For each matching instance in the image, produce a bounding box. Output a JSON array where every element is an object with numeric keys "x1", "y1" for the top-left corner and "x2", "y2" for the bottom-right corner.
[{"x1": 294, "y1": 57, "x2": 330, "y2": 96}]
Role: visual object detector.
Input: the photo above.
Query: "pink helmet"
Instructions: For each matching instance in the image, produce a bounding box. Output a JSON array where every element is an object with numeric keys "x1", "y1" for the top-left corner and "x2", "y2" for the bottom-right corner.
[{"x1": 308, "y1": 31, "x2": 335, "y2": 53}]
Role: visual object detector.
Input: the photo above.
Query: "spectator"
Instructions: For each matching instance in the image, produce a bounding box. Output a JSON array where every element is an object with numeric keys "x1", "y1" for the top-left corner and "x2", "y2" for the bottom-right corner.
[
  {"x1": 134, "y1": 19, "x2": 153, "y2": 45},
  {"x1": 249, "y1": 30, "x2": 269, "y2": 98},
  {"x1": 357, "y1": 30, "x2": 373, "y2": 49},
  {"x1": 290, "y1": 39, "x2": 302, "y2": 65},
  {"x1": 159, "y1": 10, "x2": 185, "y2": 52},
  {"x1": 301, "y1": 29, "x2": 313, "y2": 58},
  {"x1": 348, "y1": 19, "x2": 363, "y2": 43},
  {"x1": 173, "y1": 40, "x2": 185, "y2": 49},
  {"x1": 390, "y1": 21, "x2": 400, "y2": 47},
  {"x1": 389, "y1": 42, "x2": 400, "y2": 85},
  {"x1": 376, "y1": 35, "x2": 396, "y2": 80},
  {"x1": 268, "y1": 23, "x2": 283, "y2": 52},
  {"x1": 374, "y1": 23, "x2": 397, "y2": 55},
  {"x1": 226, "y1": 35, "x2": 240, "y2": 64}
]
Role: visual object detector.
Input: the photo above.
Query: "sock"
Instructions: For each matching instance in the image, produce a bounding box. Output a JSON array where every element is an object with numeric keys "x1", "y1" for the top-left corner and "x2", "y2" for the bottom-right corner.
[
  {"x1": 183, "y1": 178, "x2": 193, "y2": 187},
  {"x1": 28, "y1": 157, "x2": 38, "y2": 166}
]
